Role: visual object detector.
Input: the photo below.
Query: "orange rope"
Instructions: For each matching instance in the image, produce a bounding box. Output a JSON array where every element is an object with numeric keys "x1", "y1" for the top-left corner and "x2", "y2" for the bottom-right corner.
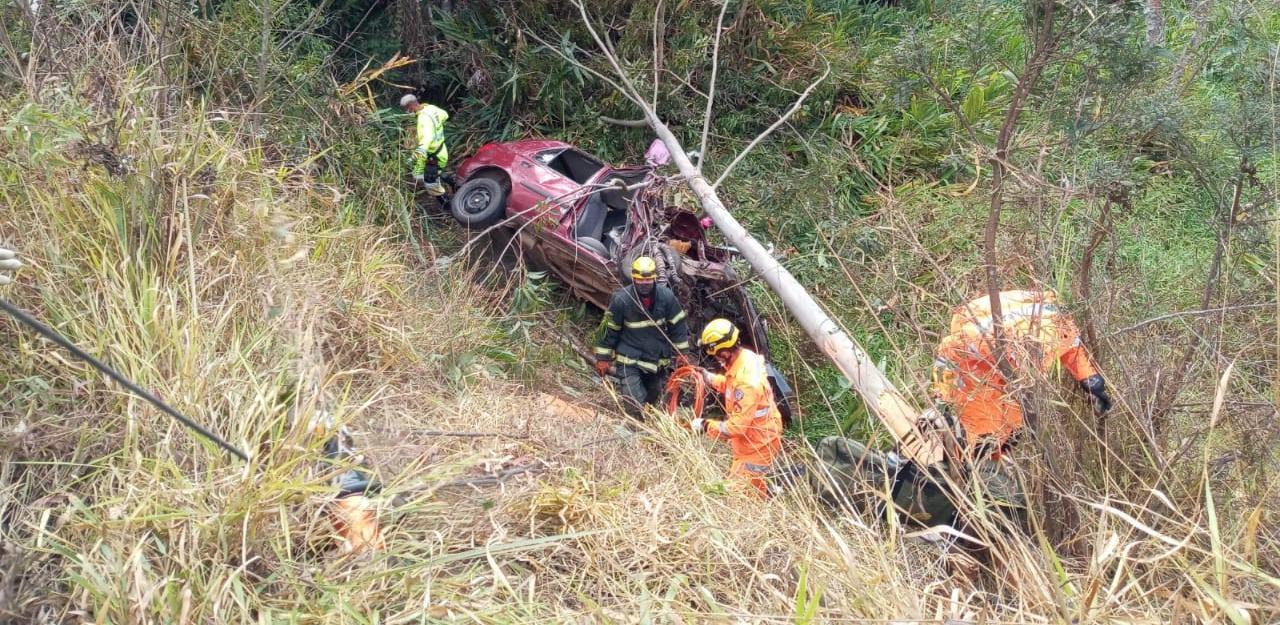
[
  {"x1": 330, "y1": 496, "x2": 384, "y2": 552},
  {"x1": 663, "y1": 365, "x2": 706, "y2": 427}
]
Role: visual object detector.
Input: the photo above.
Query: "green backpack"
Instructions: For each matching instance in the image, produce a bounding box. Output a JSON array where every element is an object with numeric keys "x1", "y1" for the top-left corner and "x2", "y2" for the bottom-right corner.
[{"x1": 809, "y1": 436, "x2": 1025, "y2": 528}]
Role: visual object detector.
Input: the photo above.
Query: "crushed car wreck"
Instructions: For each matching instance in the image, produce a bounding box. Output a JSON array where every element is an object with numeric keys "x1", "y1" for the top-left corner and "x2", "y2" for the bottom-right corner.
[{"x1": 447, "y1": 140, "x2": 794, "y2": 420}]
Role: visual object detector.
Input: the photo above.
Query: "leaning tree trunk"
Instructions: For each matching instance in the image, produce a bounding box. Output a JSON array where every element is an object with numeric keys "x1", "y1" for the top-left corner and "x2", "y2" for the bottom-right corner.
[
  {"x1": 567, "y1": 1, "x2": 943, "y2": 465},
  {"x1": 645, "y1": 119, "x2": 945, "y2": 466}
]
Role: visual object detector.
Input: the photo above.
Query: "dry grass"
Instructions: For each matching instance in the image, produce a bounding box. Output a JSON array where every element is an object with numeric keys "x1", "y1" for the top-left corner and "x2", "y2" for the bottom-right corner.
[{"x1": 1, "y1": 14, "x2": 1277, "y2": 625}]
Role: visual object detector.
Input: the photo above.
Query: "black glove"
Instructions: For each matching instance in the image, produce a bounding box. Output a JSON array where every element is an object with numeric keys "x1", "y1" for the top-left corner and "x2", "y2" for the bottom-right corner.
[
  {"x1": 336, "y1": 467, "x2": 381, "y2": 497},
  {"x1": 1080, "y1": 374, "x2": 1112, "y2": 415}
]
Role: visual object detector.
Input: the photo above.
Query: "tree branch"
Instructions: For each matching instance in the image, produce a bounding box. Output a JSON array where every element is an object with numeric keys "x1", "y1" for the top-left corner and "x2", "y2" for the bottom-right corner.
[
  {"x1": 983, "y1": 0, "x2": 1061, "y2": 390},
  {"x1": 408, "y1": 430, "x2": 530, "y2": 439},
  {"x1": 1076, "y1": 194, "x2": 1117, "y2": 356},
  {"x1": 1109, "y1": 302, "x2": 1275, "y2": 336},
  {"x1": 525, "y1": 25, "x2": 642, "y2": 109},
  {"x1": 571, "y1": 1, "x2": 649, "y2": 104},
  {"x1": 710, "y1": 58, "x2": 830, "y2": 189},
  {"x1": 1150, "y1": 156, "x2": 1250, "y2": 435},
  {"x1": 651, "y1": 0, "x2": 664, "y2": 110},
  {"x1": 697, "y1": 0, "x2": 731, "y2": 170},
  {"x1": 598, "y1": 115, "x2": 649, "y2": 128}
]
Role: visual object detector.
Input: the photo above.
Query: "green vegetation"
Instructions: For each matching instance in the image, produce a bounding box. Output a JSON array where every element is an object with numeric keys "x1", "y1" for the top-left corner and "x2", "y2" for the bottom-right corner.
[{"x1": 1, "y1": 0, "x2": 1277, "y2": 622}]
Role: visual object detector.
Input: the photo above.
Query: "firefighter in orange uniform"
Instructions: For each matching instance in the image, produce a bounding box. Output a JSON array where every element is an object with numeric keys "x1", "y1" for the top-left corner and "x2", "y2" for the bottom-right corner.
[
  {"x1": 690, "y1": 318, "x2": 784, "y2": 497},
  {"x1": 931, "y1": 289, "x2": 1112, "y2": 454}
]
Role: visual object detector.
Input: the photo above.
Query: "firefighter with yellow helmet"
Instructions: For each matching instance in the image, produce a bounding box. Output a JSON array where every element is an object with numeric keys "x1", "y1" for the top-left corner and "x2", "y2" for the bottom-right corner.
[
  {"x1": 931, "y1": 289, "x2": 1112, "y2": 455},
  {"x1": 594, "y1": 256, "x2": 692, "y2": 417},
  {"x1": 691, "y1": 318, "x2": 784, "y2": 497}
]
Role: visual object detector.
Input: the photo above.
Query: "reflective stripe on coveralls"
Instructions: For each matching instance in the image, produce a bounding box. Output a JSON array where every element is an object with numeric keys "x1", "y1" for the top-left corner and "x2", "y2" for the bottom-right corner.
[
  {"x1": 704, "y1": 347, "x2": 783, "y2": 496},
  {"x1": 933, "y1": 290, "x2": 1100, "y2": 447},
  {"x1": 595, "y1": 284, "x2": 691, "y2": 368}
]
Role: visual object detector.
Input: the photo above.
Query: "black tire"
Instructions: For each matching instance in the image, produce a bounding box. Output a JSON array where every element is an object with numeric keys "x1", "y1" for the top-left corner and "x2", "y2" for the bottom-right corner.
[
  {"x1": 619, "y1": 242, "x2": 682, "y2": 285},
  {"x1": 576, "y1": 236, "x2": 608, "y2": 259},
  {"x1": 450, "y1": 177, "x2": 507, "y2": 228},
  {"x1": 766, "y1": 363, "x2": 796, "y2": 427}
]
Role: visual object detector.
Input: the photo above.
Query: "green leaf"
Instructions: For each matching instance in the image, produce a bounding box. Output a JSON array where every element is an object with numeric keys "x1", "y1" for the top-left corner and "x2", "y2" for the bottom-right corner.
[{"x1": 961, "y1": 86, "x2": 987, "y2": 125}]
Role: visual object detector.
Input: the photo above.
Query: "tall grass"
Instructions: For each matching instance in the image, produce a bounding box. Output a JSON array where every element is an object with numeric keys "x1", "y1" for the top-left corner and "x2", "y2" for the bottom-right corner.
[
  {"x1": 2, "y1": 85, "x2": 1273, "y2": 625},
  {"x1": 2, "y1": 3, "x2": 1278, "y2": 624}
]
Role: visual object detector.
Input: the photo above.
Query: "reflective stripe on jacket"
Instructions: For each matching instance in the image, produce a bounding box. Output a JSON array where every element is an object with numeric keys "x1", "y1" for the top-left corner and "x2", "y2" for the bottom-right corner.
[
  {"x1": 413, "y1": 104, "x2": 449, "y2": 175},
  {"x1": 704, "y1": 347, "x2": 783, "y2": 467},
  {"x1": 932, "y1": 289, "x2": 1100, "y2": 445},
  {"x1": 416, "y1": 104, "x2": 448, "y2": 154},
  {"x1": 595, "y1": 284, "x2": 691, "y2": 368}
]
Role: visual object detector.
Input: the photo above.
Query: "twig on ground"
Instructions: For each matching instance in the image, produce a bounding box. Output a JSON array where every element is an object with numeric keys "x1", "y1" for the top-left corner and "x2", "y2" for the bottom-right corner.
[
  {"x1": 408, "y1": 430, "x2": 530, "y2": 439},
  {"x1": 1109, "y1": 302, "x2": 1274, "y2": 336},
  {"x1": 438, "y1": 464, "x2": 547, "y2": 489}
]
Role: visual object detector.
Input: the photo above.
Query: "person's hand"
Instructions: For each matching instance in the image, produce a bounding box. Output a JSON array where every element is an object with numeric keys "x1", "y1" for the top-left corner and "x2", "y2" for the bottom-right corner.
[
  {"x1": 595, "y1": 359, "x2": 612, "y2": 376},
  {"x1": 698, "y1": 367, "x2": 715, "y2": 385},
  {"x1": 689, "y1": 418, "x2": 706, "y2": 433},
  {"x1": 412, "y1": 173, "x2": 425, "y2": 184},
  {"x1": 0, "y1": 248, "x2": 21, "y2": 286}
]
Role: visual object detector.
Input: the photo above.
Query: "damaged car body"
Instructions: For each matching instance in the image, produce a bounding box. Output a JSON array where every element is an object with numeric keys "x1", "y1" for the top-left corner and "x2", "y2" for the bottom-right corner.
[{"x1": 448, "y1": 140, "x2": 794, "y2": 420}]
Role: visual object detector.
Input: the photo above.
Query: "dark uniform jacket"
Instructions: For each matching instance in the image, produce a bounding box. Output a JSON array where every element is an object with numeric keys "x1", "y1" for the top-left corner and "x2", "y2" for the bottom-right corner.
[{"x1": 594, "y1": 284, "x2": 691, "y2": 372}]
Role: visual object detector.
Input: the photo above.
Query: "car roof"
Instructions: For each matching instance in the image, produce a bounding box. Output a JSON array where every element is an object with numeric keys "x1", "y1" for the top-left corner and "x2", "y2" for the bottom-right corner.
[{"x1": 494, "y1": 139, "x2": 580, "y2": 155}]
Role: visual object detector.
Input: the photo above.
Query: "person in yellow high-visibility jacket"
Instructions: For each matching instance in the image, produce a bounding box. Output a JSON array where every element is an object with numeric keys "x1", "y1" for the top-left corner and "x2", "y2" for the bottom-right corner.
[
  {"x1": 399, "y1": 94, "x2": 449, "y2": 196},
  {"x1": 690, "y1": 318, "x2": 783, "y2": 497}
]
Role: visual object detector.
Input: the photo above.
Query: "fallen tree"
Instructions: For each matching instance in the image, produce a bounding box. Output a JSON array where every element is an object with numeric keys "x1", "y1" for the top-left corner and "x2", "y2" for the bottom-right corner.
[
  {"x1": 644, "y1": 121, "x2": 946, "y2": 465},
  {"x1": 557, "y1": 2, "x2": 947, "y2": 466}
]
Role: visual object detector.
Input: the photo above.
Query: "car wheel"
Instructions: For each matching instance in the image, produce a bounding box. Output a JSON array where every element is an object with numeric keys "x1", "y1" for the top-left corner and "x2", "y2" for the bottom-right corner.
[
  {"x1": 450, "y1": 177, "x2": 507, "y2": 228},
  {"x1": 576, "y1": 237, "x2": 609, "y2": 259},
  {"x1": 620, "y1": 242, "x2": 682, "y2": 284}
]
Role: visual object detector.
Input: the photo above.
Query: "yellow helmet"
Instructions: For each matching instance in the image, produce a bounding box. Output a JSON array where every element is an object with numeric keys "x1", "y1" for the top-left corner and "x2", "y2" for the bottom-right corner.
[
  {"x1": 699, "y1": 318, "x2": 739, "y2": 356},
  {"x1": 631, "y1": 256, "x2": 658, "y2": 282}
]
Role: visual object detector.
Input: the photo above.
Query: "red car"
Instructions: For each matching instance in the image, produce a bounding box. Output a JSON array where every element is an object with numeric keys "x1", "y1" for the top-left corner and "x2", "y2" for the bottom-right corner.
[{"x1": 449, "y1": 140, "x2": 794, "y2": 419}]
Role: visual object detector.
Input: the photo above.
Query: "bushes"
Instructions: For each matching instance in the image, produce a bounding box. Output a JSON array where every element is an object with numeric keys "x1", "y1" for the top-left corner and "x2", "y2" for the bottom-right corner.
[{"x1": 2, "y1": 0, "x2": 1278, "y2": 621}]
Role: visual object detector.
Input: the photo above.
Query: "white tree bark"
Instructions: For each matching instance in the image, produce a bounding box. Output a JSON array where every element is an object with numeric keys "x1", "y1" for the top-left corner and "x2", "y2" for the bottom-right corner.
[
  {"x1": 648, "y1": 118, "x2": 945, "y2": 465},
  {"x1": 565, "y1": 0, "x2": 945, "y2": 465}
]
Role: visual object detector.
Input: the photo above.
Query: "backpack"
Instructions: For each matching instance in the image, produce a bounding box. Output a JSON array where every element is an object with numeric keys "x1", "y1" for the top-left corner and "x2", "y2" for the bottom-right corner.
[{"x1": 810, "y1": 436, "x2": 1025, "y2": 529}]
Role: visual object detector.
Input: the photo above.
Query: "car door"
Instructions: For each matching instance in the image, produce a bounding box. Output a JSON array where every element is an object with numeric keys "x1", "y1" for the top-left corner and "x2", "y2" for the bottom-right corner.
[
  {"x1": 506, "y1": 150, "x2": 583, "y2": 222},
  {"x1": 548, "y1": 202, "x2": 622, "y2": 309},
  {"x1": 528, "y1": 167, "x2": 623, "y2": 310},
  {"x1": 507, "y1": 149, "x2": 588, "y2": 276}
]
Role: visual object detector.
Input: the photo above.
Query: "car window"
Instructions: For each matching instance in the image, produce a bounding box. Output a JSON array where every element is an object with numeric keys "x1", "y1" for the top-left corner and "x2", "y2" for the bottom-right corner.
[{"x1": 537, "y1": 148, "x2": 604, "y2": 184}]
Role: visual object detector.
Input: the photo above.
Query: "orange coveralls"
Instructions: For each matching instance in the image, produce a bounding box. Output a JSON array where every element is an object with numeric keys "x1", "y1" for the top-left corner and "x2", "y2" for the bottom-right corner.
[
  {"x1": 932, "y1": 290, "x2": 1098, "y2": 448},
  {"x1": 705, "y1": 347, "x2": 784, "y2": 496}
]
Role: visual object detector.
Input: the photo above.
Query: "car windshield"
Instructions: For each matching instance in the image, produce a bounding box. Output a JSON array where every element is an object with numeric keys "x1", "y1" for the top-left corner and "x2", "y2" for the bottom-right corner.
[{"x1": 537, "y1": 148, "x2": 604, "y2": 184}]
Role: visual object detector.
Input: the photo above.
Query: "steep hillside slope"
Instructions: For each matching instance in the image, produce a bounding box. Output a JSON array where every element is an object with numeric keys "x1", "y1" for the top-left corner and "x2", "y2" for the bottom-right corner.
[{"x1": 1, "y1": 1, "x2": 1277, "y2": 623}]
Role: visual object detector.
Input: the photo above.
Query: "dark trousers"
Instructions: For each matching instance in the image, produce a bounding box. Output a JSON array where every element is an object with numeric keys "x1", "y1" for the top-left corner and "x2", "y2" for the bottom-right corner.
[
  {"x1": 611, "y1": 364, "x2": 669, "y2": 419},
  {"x1": 424, "y1": 155, "x2": 440, "y2": 183}
]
